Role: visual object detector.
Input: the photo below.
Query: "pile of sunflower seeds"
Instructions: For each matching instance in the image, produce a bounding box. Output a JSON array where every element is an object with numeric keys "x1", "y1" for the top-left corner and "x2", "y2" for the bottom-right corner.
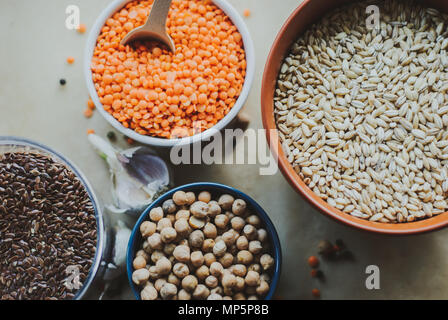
[
  {"x1": 274, "y1": 0, "x2": 448, "y2": 223},
  {"x1": 0, "y1": 152, "x2": 97, "y2": 299}
]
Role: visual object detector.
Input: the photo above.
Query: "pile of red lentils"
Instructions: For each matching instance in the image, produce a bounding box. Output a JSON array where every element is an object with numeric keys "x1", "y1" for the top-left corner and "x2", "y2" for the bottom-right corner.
[{"x1": 91, "y1": 0, "x2": 247, "y2": 139}]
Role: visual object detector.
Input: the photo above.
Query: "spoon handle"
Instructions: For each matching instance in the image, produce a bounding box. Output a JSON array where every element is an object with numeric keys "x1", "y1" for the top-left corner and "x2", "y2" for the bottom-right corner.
[{"x1": 146, "y1": 0, "x2": 173, "y2": 32}]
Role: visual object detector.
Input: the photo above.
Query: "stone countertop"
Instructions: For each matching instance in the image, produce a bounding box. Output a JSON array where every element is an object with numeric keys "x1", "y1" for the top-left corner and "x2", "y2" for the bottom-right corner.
[{"x1": 1, "y1": 0, "x2": 448, "y2": 300}]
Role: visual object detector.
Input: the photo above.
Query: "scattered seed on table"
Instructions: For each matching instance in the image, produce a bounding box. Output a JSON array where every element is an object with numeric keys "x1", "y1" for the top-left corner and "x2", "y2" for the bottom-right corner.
[
  {"x1": 59, "y1": 78, "x2": 66, "y2": 86},
  {"x1": 87, "y1": 98, "x2": 95, "y2": 110},
  {"x1": 107, "y1": 131, "x2": 117, "y2": 142},
  {"x1": 77, "y1": 23, "x2": 86, "y2": 34},
  {"x1": 243, "y1": 9, "x2": 251, "y2": 17},
  {"x1": 66, "y1": 56, "x2": 75, "y2": 64},
  {"x1": 84, "y1": 108, "x2": 93, "y2": 118},
  {"x1": 311, "y1": 288, "x2": 321, "y2": 298},
  {"x1": 87, "y1": 129, "x2": 95, "y2": 135},
  {"x1": 308, "y1": 256, "x2": 319, "y2": 268}
]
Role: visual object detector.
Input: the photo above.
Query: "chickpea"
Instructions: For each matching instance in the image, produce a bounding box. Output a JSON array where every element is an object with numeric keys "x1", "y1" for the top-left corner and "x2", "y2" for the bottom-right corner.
[
  {"x1": 260, "y1": 254, "x2": 274, "y2": 271},
  {"x1": 176, "y1": 209, "x2": 190, "y2": 220},
  {"x1": 168, "y1": 213, "x2": 177, "y2": 224},
  {"x1": 192, "y1": 284, "x2": 210, "y2": 300},
  {"x1": 132, "y1": 268, "x2": 150, "y2": 286},
  {"x1": 178, "y1": 289, "x2": 191, "y2": 300},
  {"x1": 164, "y1": 243, "x2": 176, "y2": 256},
  {"x1": 174, "y1": 218, "x2": 189, "y2": 235},
  {"x1": 219, "y1": 253, "x2": 234, "y2": 268},
  {"x1": 149, "y1": 207, "x2": 164, "y2": 222},
  {"x1": 173, "y1": 191, "x2": 188, "y2": 206},
  {"x1": 154, "y1": 278, "x2": 167, "y2": 291},
  {"x1": 148, "y1": 266, "x2": 159, "y2": 279},
  {"x1": 160, "y1": 283, "x2": 177, "y2": 300},
  {"x1": 195, "y1": 265, "x2": 210, "y2": 280},
  {"x1": 231, "y1": 217, "x2": 245, "y2": 231},
  {"x1": 189, "y1": 230, "x2": 204, "y2": 248},
  {"x1": 185, "y1": 192, "x2": 196, "y2": 205},
  {"x1": 208, "y1": 201, "x2": 221, "y2": 217},
  {"x1": 133, "y1": 256, "x2": 147, "y2": 270},
  {"x1": 246, "y1": 214, "x2": 261, "y2": 227},
  {"x1": 211, "y1": 286, "x2": 223, "y2": 295},
  {"x1": 232, "y1": 264, "x2": 247, "y2": 277},
  {"x1": 215, "y1": 214, "x2": 229, "y2": 229},
  {"x1": 173, "y1": 263, "x2": 189, "y2": 278},
  {"x1": 161, "y1": 227, "x2": 177, "y2": 243},
  {"x1": 243, "y1": 224, "x2": 257, "y2": 240},
  {"x1": 142, "y1": 240, "x2": 152, "y2": 254},
  {"x1": 221, "y1": 230, "x2": 237, "y2": 246},
  {"x1": 257, "y1": 228, "x2": 268, "y2": 242},
  {"x1": 162, "y1": 199, "x2": 177, "y2": 214},
  {"x1": 204, "y1": 252, "x2": 216, "y2": 266},
  {"x1": 190, "y1": 201, "x2": 209, "y2": 218},
  {"x1": 156, "y1": 257, "x2": 172, "y2": 275},
  {"x1": 205, "y1": 275, "x2": 218, "y2": 288},
  {"x1": 136, "y1": 250, "x2": 150, "y2": 261},
  {"x1": 236, "y1": 236, "x2": 249, "y2": 250},
  {"x1": 248, "y1": 263, "x2": 261, "y2": 273},
  {"x1": 234, "y1": 276, "x2": 245, "y2": 292},
  {"x1": 213, "y1": 240, "x2": 227, "y2": 257},
  {"x1": 168, "y1": 273, "x2": 180, "y2": 286},
  {"x1": 197, "y1": 191, "x2": 212, "y2": 203},
  {"x1": 203, "y1": 223, "x2": 217, "y2": 239},
  {"x1": 182, "y1": 275, "x2": 198, "y2": 292},
  {"x1": 147, "y1": 233, "x2": 163, "y2": 250},
  {"x1": 202, "y1": 239, "x2": 215, "y2": 253},
  {"x1": 245, "y1": 270, "x2": 260, "y2": 286},
  {"x1": 157, "y1": 218, "x2": 172, "y2": 231},
  {"x1": 141, "y1": 285, "x2": 158, "y2": 300},
  {"x1": 256, "y1": 280, "x2": 270, "y2": 296},
  {"x1": 151, "y1": 250, "x2": 165, "y2": 263},
  {"x1": 248, "y1": 295, "x2": 258, "y2": 300},
  {"x1": 210, "y1": 262, "x2": 224, "y2": 277},
  {"x1": 237, "y1": 250, "x2": 253, "y2": 265},
  {"x1": 208, "y1": 293, "x2": 223, "y2": 300},
  {"x1": 228, "y1": 244, "x2": 238, "y2": 255},
  {"x1": 140, "y1": 221, "x2": 157, "y2": 238},
  {"x1": 234, "y1": 293, "x2": 246, "y2": 300},
  {"x1": 173, "y1": 245, "x2": 190, "y2": 262},
  {"x1": 232, "y1": 199, "x2": 247, "y2": 215},
  {"x1": 189, "y1": 216, "x2": 206, "y2": 229},
  {"x1": 218, "y1": 194, "x2": 234, "y2": 210},
  {"x1": 225, "y1": 211, "x2": 235, "y2": 221},
  {"x1": 222, "y1": 274, "x2": 236, "y2": 288},
  {"x1": 249, "y1": 240, "x2": 263, "y2": 254},
  {"x1": 190, "y1": 251, "x2": 204, "y2": 267}
]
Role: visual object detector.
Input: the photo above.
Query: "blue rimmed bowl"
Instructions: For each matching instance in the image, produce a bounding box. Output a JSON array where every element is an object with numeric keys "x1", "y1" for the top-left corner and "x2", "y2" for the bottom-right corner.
[{"x1": 127, "y1": 182, "x2": 282, "y2": 300}]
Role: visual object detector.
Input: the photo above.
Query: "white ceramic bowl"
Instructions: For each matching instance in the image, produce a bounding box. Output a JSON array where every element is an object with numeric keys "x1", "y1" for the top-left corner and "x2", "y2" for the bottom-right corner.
[{"x1": 84, "y1": 0, "x2": 255, "y2": 148}]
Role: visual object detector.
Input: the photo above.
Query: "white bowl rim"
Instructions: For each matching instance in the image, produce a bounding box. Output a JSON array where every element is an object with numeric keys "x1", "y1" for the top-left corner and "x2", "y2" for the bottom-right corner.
[{"x1": 84, "y1": 0, "x2": 255, "y2": 148}]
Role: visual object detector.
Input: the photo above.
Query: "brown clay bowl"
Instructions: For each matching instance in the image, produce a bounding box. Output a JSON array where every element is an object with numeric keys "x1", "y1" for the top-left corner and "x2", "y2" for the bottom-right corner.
[{"x1": 261, "y1": 0, "x2": 448, "y2": 235}]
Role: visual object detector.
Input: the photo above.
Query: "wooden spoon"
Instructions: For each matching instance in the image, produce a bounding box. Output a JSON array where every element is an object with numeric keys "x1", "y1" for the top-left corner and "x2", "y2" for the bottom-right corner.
[{"x1": 120, "y1": 0, "x2": 175, "y2": 53}]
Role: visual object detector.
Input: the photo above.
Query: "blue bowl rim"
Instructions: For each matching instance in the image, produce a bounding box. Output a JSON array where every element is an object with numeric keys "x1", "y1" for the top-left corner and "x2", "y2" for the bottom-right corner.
[
  {"x1": 127, "y1": 182, "x2": 282, "y2": 300},
  {"x1": 0, "y1": 136, "x2": 105, "y2": 300}
]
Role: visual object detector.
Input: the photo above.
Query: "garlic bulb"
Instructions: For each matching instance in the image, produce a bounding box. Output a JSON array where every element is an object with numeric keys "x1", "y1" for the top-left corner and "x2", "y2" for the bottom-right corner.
[{"x1": 88, "y1": 134, "x2": 170, "y2": 216}]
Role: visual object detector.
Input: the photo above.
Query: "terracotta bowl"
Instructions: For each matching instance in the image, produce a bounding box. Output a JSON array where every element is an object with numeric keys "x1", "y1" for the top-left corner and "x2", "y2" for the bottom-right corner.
[{"x1": 261, "y1": 0, "x2": 448, "y2": 235}]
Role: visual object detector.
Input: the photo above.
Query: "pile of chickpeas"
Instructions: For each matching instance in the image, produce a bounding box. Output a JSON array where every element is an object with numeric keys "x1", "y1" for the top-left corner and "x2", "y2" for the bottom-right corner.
[{"x1": 131, "y1": 190, "x2": 275, "y2": 300}]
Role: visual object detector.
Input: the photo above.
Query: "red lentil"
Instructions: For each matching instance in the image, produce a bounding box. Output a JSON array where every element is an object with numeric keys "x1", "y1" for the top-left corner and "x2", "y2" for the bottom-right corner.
[{"x1": 91, "y1": 0, "x2": 246, "y2": 139}]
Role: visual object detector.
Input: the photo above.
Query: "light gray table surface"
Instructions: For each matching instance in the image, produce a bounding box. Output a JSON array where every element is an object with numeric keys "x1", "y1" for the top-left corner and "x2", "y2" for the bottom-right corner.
[{"x1": 1, "y1": 0, "x2": 448, "y2": 300}]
